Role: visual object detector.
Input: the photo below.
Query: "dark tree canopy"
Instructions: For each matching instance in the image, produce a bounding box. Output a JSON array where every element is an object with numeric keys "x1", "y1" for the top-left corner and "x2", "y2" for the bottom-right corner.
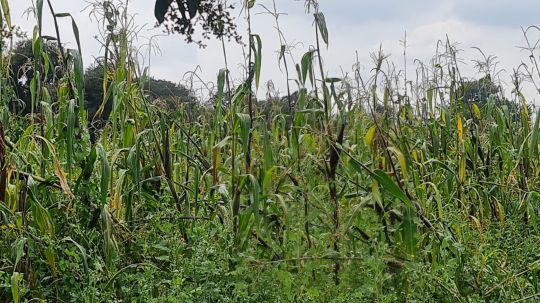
[
  {"x1": 458, "y1": 75, "x2": 525, "y2": 121},
  {"x1": 459, "y1": 75, "x2": 499, "y2": 105},
  {"x1": 9, "y1": 39, "x2": 62, "y2": 113},
  {"x1": 143, "y1": 78, "x2": 194, "y2": 102},
  {"x1": 154, "y1": 0, "x2": 241, "y2": 46},
  {"x1": 84, "y1": 61, "x2": 195, "y2": 118},
  {"x1": 85, "y1": 61, "x2": 196, "y2": 140},
  {"x1": 10, "y1": 39, "x2": 63, "y2": 86}
]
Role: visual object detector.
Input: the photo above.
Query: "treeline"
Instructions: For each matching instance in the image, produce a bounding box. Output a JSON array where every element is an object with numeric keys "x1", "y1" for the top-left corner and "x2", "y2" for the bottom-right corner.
[
  {"x1": 8, "y1": 38, "x2": 523, "y2": 133},
  {"x1": 8, "y1": 39, "x2": 195, "y2": 116}
]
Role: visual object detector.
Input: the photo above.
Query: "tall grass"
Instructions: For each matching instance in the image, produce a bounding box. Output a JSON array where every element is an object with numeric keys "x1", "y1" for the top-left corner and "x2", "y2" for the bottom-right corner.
[{"x1": 2, "y1": 0, "x2": 540, "y2": 301}]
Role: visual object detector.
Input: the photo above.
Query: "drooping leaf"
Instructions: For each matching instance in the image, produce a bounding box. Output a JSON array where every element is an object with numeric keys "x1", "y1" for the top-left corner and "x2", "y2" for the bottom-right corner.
[
  {"x1": 212, "y1": 136, "x2": 230, "y2": 185},
  {"x1": 154, "y1": 0, "x2": 171, "y2": 24},
  {"x1": 300, "y1": 50, "x2": 314, "y2": 87},
  {"x1": 529, "y1": 109, "x2": 540, "y2": 158},
  {"x1": 472, "y1": 103, "x2": 481, "y2": 119},
  {"x1": 401, "y1": 206, "x2": 417, "y2": 256},
  {"x1": 101, "y1": 205, "x2": 118, "y2": 268},
  {"x1": 365, "y1": 126, "x2": 376, "y2": 147},
  {"x1": 30, "y1": 197, "x2": 54, "y2": 236},
  {"x1": 314, "y1": 12, "x2": 329, "y2": 46},
  {"x1": 457, "y1": 116, "x2": 463, "y2": 143},
  {"x1": 388, "y1": 146, "x2": 407, "y2": 181},
  {"x1": 12, "y1": 237, "x2": 27, "y2": 270},
  {"x1": 247, "y1": 174, "x2": 260, "y2": 220},
  {"x1": 187, "y1": 0, "x2": 200, "y2": 18},
  {"x1": 372, "y1": 170, "x2": 412, "y2": 207},
  {"x1": 251, "y1": 34, "x2": 262, "y2": 89},
  {"x1": 63, "y1": 237, "x2": 89, "y2": 275},
  {"x1": 37, "y1": 136, "x2": 74, "y2": 200},
  {"x1": 97, "y1": 144, "x2": 110, "y2": 206},
  {"x1": 11, "y1": 272, "x2": 22, "y2": 303},
  {"x1": 236, "y1": 113, "x2": 251, "y2": 155}
]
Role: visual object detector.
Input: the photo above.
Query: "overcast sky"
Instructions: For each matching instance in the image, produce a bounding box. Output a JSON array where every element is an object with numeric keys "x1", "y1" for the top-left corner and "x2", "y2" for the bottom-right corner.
[{"x1": 9, "y1": 0, "x2": 540, "y2": 102}]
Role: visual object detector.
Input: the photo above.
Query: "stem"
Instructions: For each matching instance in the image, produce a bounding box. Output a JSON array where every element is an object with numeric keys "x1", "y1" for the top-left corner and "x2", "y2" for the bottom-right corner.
[
  {"x1": 313, "y1": 6, "x2": 341, "y2": 285},
  {"x1": 246, "y1": 1, "x2": 254, "y2": 174}
]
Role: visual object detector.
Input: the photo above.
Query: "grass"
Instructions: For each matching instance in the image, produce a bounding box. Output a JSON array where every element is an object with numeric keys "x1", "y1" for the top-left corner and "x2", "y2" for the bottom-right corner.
[{"x1": 1, "y1": 0, "x2": 540, "y2": 302}]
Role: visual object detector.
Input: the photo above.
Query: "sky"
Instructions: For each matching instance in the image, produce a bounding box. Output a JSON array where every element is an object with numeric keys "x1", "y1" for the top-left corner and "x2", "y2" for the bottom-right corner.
[{"x1": 8, "y1": 0, "x2": 540, "y2": 103}]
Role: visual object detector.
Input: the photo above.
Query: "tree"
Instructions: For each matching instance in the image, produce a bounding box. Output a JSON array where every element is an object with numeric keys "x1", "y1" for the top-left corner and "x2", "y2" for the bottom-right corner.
[
  {"x1": 84, "y1": 61, "x2": 196, "y2": 125},
  {"x1": 143, "y1": 78, "x2": 194, "y2": 102},
  {"x1": 1, "y1": 22, "x2": 25, "y2": 51},
  {"x1": 9, "y1": 39, "x2": 62, "y2": 113},
  {"x1": 154, "y1": 0, "x2": 241, "y2": 46},
  {"x1": 458, "y1": 75, "x2": 525, "y2": 122},
  {"x1": 84, "y1": 61, "x2": 110, "y2": 125},
  {"x1": 459, "y1": 75, "x2": 499, "y2": 106}
]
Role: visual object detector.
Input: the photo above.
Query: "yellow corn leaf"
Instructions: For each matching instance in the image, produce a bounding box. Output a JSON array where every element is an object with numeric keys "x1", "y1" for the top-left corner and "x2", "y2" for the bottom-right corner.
[
  {"x1": 472, "y1": 103, "x2": 481, "y2": 119},
  {"x1": 457, "y1": 116, "x2": 463, "y2": 143},
  {"x1": 495, "y1": 202, "x2": 505, "y2": 227},
  {"x1": 470, "y1": 215, "x2": 484, "y2": 241},
  {"x1": 388, "y1": 146, "x2": 407, "y2": 181},
  {"x1": 111, "y1": 169, "x2": 127, "y2": 212},
  {"x1": 459, "y1": 156, "x2": 466, "y2": 183},
  {"x1": 212, "y1": 136, "x2": 230, "y2": 185},
  {"x1": 470, "y1": 215, "x2": 482, "y2": 233},
  {"x1": 37, "y1": 136, "x2": 74, "y2": 200},
  {"x1": 365, "y1": 126, "x2": 376, "y2": 147},
  {"x1": 412, "y1": 150, "x2": 418, "y2": 163}
]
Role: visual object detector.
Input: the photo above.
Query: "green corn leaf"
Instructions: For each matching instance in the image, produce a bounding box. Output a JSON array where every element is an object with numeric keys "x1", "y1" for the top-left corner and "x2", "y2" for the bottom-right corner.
[
  {"x1": 401, "y1": 205, "x2": 417, "y2": 256},
  {"x1": 314, "y1": 12, "x2": 329, "y2": 47},
  {"x1": 69, "y1": 49, "x2": 85, "y2": 108},
  {"x1": 262, "y1": 125, "x2": 273, "y2": 172},
  {"x1": 236, "y1": 113, "x2": 251, "y2": 155},
  {"x1": 529, "y1": 110, "x2": 540, "y2": 158},
  {"x1": 71, "y1": 18, "x2": 82, "y2": 55},
  {"x1": 300, "y1": 50, "x2": 314, "y2": 86},
  {"x1": 67, "y1": 99, "x2": 75, "y2": 173},
  {"x1": 11, "y1": 272, "x2": 22, "y2": 303},
  {"x1": 63, "y1": 237, "x2": 89, "y2": 275},
  {"x1": 30, "y1": 196, "x2": 54, "y2": 236},
  {"x1": 372, "y1": 170, "x2": 413, "y2": 207},
  {"x1": 248, "y1": 174, "x2": 260, "y2": 220},
  {"x1": 74, "y1": 145, "x2": 98, "y2": 193},
  {"x1": 12, "y1": 237, "x2": 27, "y2": 270},
  {"x1": 98, "y1": 144, "x2": 110, "y2": 206},
  {"x1": 101, "y1": 205, "x2": 118, "y2": 268},
  {"x1": 251, "y1": 34, "x2": 262, "y2": 89},
  {"x1": 44, "y1": 245, "x2": 56, "y2": 276},
  {"x1": 1, "y1": 0, "x2": 11, "y2": 28},
  {"x1": 343, "y1": 148, "x2": 412, "y2": 207}
]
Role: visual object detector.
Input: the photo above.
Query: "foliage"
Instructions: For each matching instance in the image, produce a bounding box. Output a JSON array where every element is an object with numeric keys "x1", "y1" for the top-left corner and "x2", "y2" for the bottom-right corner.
[
  {"x1": 154, "y1": 0, "x2": 241, "y2": 46},
  {"x1": 8, "y1": 38, "x2": 62, "y2": 113},
  {"x1": 84, "y1": 61, "x2": 194, "y2": 123},
  {"x1": 458, "y1": 74, "x2": 525, "y2": 121}
]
